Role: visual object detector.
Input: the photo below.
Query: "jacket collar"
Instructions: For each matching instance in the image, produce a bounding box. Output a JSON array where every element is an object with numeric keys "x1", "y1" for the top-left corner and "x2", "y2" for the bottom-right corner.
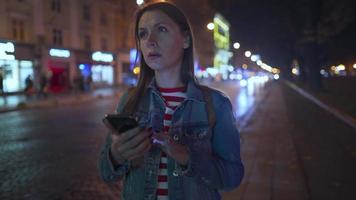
[{"x1": 147, "y1": 77, "x2": 204, "y2": 102}]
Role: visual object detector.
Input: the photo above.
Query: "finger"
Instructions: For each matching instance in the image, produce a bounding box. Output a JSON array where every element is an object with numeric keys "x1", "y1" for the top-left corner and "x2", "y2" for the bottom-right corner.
[
  {"x1": 128, "y1": 141, "x2": 152, "y2": 161},
  {"x1": 152, "y1": 132, "x2": 170, "y2": 146},
  {"x1": 152, "y1": 131, "x2": 169, "y2": 140},
  {"x1": 125, "y1": 130, "x2": 152, "y2": 150},
  {"x1": 116, "y1": 129, "x2": 152, "y2": 153},
  {"x1": 125, "y1": 138, "x2": 152, "y2": 160},
  {"x1": 119, "y1": 126, "x2": 143, "y2": 142},
  {"x1": 111, "y1": 134, "x2": 120, "y2": 142}
]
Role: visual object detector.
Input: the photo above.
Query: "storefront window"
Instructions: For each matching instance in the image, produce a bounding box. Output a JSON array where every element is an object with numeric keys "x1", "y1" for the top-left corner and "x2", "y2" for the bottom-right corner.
[
  {"x1": 19, "y1": 60, "x2": 34, "y2": 89},
  {"x1": 92, "y1": 65, "x2": 113, "y2": 85},
  {"x1": 0, "y1": 59, "x2": 33, "y2": 92}
]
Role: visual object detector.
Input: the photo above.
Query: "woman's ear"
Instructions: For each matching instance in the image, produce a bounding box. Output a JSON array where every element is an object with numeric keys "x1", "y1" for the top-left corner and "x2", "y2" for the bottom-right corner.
[{"x1": 183, "y1": 32, "x2": 190, "y2": 49}]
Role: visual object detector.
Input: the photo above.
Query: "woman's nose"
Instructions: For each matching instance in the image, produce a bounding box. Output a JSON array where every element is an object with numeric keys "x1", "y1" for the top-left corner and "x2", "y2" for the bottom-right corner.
[{"x1": 146, "y1": 32, "x2": 157, "y2": 47}]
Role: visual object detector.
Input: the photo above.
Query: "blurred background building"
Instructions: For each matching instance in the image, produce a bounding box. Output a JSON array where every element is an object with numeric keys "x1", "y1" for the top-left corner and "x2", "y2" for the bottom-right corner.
[
  {"x1": 0, "y1": 0, "x2": 222, "y2": 94},
  {"x1": 0, "y1": 0, "x2": 138, "y2": 93}
]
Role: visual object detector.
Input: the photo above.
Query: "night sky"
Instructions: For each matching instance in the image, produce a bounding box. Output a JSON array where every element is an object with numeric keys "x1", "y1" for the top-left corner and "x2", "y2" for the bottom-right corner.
[{"x1": 210, "y1": 0, "x2": 356, "y2": 68}]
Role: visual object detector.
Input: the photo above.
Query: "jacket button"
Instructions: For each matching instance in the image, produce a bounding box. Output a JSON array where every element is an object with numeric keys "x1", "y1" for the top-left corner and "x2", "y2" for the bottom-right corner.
[
  {"x1": 173, "y1": 170, "x2": 179, "y2": 177},
  {"x1": 173, "y1": 134, "x2": 179, "y2": 141}
]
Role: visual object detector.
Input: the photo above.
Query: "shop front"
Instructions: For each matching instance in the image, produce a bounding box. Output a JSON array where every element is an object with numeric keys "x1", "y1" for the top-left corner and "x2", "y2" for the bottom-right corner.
[
  {"x1": 75, "y1": 50, "x2": 115, "y2": 90},
  {"x1": 90, "y1": 51, "x2": 115, "y2": 87},
  {"x1": 47, "y1": 48, "x2": 71, "y2": 93},
  {"x1": 0, "y1": 41, "x2": 35, "y2": 93}
]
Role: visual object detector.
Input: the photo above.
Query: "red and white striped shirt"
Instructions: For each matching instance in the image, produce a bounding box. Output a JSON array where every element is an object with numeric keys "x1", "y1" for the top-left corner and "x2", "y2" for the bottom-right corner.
[{"x1": 156, "y1": 86, "x2": 187, "y2": 200}]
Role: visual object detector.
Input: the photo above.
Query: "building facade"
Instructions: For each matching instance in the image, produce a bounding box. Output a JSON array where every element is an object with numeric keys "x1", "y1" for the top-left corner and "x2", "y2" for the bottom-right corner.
[{"x1": 0, "y1": 0, "x2": 136, "y2": 94}]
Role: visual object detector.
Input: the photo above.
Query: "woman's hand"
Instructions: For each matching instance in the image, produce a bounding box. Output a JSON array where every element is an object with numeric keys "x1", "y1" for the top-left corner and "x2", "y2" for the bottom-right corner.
[
  {"x1": 109, "y1": 127, "x2": 152, "y2": 166},
  {"x1": 152, "y1": 131, "x2": 189, "y2": 166}
]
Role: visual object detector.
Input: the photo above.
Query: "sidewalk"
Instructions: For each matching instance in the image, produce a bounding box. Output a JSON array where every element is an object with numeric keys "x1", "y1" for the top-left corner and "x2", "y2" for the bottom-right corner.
[
  {"x1": 222, "y1": 82, "x2": 308, "y2": 200},
  {"x1": 0, "y1": 86, "x2": 128, "y2": 113}
]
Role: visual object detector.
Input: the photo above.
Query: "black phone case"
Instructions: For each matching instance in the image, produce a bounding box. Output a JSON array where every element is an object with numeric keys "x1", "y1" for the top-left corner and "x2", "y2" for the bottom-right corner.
[{"x1": 104, "y1": 114, "x2": 138, "y2": 133}]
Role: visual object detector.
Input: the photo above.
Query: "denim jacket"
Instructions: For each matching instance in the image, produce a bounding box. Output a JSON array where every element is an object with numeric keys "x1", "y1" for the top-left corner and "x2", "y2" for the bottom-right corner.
[{"x1": 98, "y1": 80, "x2": 244, "y2": 200}]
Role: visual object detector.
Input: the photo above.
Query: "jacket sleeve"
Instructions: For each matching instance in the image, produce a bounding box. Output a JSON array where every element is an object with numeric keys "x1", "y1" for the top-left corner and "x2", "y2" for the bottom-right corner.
[
  {"x1": 183, "y1": 95, "x2": 244, "y2": 191},
  {"x1": 97, "y1": 91, "x2": 131, "y2": 182}
]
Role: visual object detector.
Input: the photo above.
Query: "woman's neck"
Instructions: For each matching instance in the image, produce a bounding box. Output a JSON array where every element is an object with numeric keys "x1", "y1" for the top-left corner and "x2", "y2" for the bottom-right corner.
[{"x1": 154, "y1": 68, "x2": 184, "y2": 88}]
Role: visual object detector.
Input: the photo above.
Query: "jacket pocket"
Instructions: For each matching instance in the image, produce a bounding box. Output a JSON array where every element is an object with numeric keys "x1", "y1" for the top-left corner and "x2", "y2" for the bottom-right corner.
[{"x1": 181, "y1": 124, "x2": 211, "y2": 146}]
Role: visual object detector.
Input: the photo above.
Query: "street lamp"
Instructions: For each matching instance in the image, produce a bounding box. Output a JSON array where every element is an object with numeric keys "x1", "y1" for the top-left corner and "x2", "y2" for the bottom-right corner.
[
  {"x1": 244, "y1": 51, "x2": 251, "y2": 57},
  {"x1": 233, "y1": 42, "x2": 240, "y2": 50},
  {"x1": 207, "y1": 22, "x2": 214, "y2": 30},
  {"x1": 136, "y1": 0, "x2": 144, "y2": 6},
  {"x1": 256, "y1": 60, "x2": 262, "y2": 66},
  {"x1": 251, "y1": 54, "x2": 260, "y2": 62},
  {"x1": 353, "y1": 63, "x2": 356, "y2": 69}
]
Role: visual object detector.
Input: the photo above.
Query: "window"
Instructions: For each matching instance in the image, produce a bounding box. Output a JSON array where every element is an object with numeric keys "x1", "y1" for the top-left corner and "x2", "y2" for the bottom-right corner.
[
  {"x1": 12, "y1": 19, "x2": 25, "y2": 41},
  {"x1": 19, "y1": 21, "x2": 24, "y2": 40},
  {"x1": 84, "y1": 35, "x2": 91, "y2": 50},
  {"x1": 101, "y1": 38, "x2": 107, "y2": 51},
  {"x1": 52, "y1": 29, "x2": 63, "y2": 46},
  {"x1": 83, "y1": 5, "x2": 91, "y2": 21},
  {"x1": 100, "y1": 12, "x2": 107, "y2": 25},
  {"x1": 12, "y1": 20, "x2": 17, "y2": 39},
  {"x1": 51, "y1": 0, "x2": 61, "y2": 13}
]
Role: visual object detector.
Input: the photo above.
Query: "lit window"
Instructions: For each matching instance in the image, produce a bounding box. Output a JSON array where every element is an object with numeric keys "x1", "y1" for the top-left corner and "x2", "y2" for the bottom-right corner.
[
  {"x1": 52, "y1": 29, "x2": 63, "y2": 46},
  {"x1": 12, "y1": 19, "x2": 25, "y2": 41},
  {"x1": 12, "y1": 19, "x2": 17, "y2": 39}
]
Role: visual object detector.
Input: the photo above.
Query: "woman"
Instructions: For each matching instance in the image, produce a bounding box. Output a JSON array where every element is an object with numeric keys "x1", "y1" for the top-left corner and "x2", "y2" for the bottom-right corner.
[{"x1": 98, "y1": 2, "x2": 244, "y2": 200}]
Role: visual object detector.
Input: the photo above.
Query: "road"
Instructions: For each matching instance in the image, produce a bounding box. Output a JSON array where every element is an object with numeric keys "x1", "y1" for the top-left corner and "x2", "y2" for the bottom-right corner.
[{"x1": 0, "y1": 80, "x2": 267, "y2": 200}]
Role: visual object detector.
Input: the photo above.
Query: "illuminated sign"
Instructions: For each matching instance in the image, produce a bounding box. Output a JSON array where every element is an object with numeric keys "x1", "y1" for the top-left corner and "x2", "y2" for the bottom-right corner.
[
  {"x1": 130, "y1": 49, "x2": 138, "y2": 63},
  {"x1": 213, "y1": 13, "x2": 230, "y2": 50},
  {"x1": 49, "y1": 48, "x2": 70, "y2": 58},
  {"x1": 0, "y1": 42, "x2": 15, "y2": 60},
  {"x1": 212, "y1": 13, "x2": 232, "y2": 68},
  {"x1": 92, "y1": 51, "x2": 113, "y2": 62}
]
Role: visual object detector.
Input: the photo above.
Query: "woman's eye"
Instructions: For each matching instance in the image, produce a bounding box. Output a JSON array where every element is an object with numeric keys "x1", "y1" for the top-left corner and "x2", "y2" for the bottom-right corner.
[
  {"x1": 138, "y1": 31, "x2": 147, "y2": 39},
  {"x1": 158, "y1": 26, "x2": 168, "y2": 32}
]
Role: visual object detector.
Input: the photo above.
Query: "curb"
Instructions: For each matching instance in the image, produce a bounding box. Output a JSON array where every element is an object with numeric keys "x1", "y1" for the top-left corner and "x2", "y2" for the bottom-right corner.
[
  {"x1": 285, "y1": 81, "x2": 356, "y2": 130},
  {"x1": 0, "y1": 92, "x2": 121, "y2": 113}
]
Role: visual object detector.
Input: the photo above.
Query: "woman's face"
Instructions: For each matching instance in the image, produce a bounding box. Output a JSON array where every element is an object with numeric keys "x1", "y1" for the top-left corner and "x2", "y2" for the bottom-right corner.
[{"x1": 138, "y1": 10, "x2": 189, "y2": 73}]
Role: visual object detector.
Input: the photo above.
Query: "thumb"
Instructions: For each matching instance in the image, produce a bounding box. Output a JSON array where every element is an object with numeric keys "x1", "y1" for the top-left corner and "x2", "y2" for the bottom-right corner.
[
  {"x1": 152, "y1": 131, "x2": 169, "y2": 145},
  {"x1": 111, "y1": 134, "x2": 120, "y2": 142}
]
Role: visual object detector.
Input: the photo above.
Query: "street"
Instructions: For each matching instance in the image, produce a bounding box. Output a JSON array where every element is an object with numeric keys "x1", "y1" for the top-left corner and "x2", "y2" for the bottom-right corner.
[
  {"x1": 1, "y1": 80, "x2": 356, "y2": 200},
  {"x1": 0, "y1": 80, "x2": 264, "y2": 199},
  {"x1": 0, "y1": 95, "x2": 122, "y2": 199}
]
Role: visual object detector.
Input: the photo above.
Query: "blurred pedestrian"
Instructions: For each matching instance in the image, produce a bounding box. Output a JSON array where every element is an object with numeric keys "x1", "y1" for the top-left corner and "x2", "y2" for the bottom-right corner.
[
  {"x1": 38, "y1": 73, "x2": 49, "y2": 98},
  {"x1": 98, "y1": 2, "x2": 244, "y2": 200},
  {"x1": 73, "y1": 74, "x2": 84, "y2": 93},
  {"x1": 24, "y1": 75, "x2": 34, "y2": 98},
  {"x1": 0, "y1": 72, "x2": 3, "y2": 95},
  {"x1": 84, "y1": 75, "x2": 92, "y2": 92}
]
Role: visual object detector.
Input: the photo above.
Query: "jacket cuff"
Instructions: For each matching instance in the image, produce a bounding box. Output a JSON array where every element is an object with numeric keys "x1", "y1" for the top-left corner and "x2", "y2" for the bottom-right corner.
[{"x1": 106, "y1": 149, "x2": 130, "y2": 179}]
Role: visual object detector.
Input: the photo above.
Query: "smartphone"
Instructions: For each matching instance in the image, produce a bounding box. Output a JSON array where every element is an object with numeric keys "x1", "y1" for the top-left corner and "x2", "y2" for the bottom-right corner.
[{"x1": 103, "y1": 114, "x2": 138, "y2": 133}]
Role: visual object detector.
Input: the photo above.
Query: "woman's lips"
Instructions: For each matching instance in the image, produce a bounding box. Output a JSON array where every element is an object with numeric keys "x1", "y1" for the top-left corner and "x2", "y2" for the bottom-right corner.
[{"x1": 147, "y1": 53, "x2": 161, "y2": 60}]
